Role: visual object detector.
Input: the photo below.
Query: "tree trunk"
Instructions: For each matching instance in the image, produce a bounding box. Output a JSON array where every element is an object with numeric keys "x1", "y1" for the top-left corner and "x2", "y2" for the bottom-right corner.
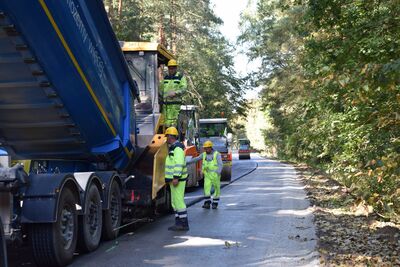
[
  {"x1": 158, "y1": 14, "x2": 166, "y2": 47},
  {"x1": 118, "y1": 0, "x2": 123, "y2": 17},
  {"x1": 105, "y1": 0, "x2": 115, "y2": 24},
  {"x1": 170, "y1": 0, "x2": 177, "y2": 54}
]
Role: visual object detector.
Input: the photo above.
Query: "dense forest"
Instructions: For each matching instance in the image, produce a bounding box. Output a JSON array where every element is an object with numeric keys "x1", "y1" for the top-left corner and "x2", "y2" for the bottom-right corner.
[
  {"x1": 104, "y1": 0, "x2": 248, "y2": 120},
  {"x1": 239, "y1": 0, "x2": 400, "y2": 220},
  {"x1": 105, "y1": 0, "x2": 400, "y2": 220}
]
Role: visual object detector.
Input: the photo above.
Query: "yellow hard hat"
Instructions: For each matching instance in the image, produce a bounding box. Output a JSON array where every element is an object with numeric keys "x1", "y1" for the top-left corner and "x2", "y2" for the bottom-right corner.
[
  {"x1": 165, "y1": 127, "x2": 178, "y2": 136},
  {"x1": 167, "y1": 59, "x2": 178, "y2": 67},
  {"x1": 203, "y1": 140, "x2": 213, "y2": 148}
]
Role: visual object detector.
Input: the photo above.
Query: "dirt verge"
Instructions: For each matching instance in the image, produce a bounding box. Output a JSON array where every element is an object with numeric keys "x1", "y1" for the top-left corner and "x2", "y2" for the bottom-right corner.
[{"x1": 296, "y1": 164, "x2": 400, "y2": 266}]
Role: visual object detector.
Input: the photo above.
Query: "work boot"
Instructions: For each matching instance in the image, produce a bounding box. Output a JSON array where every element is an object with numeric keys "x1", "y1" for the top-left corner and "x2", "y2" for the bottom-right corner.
[
  {"x1": 168, "y1": 224, "x2": 184, "y2": 231},
  {"x1": 212, "y1": 203, "x2": 218, "y2": 209},
  {"x1": 168, "y1": 220, "x2": 180, "y2": 231},
  {"x1": 202, "y1": 200, "x2": 211, "y2": 209},
  {"x1": 181, "y1": 217, "x2": 189, "y2": 231},
  {"x1": 168, "y1": 218, "x2": 189, "y2": 231},
  {"x1": 168, "y1": 216, "x2": 179, "y2": 231}
]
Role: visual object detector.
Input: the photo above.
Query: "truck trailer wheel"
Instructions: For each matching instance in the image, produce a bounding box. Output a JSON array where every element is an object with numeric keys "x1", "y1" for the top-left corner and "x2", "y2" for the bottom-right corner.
[
  {"x1": 30, "y1": 187, "x2": 78, "y2": 267},
  {"x1": 155, "y1": 187, "x2": 172, "y2": 215},
  {"x1": 221, "y1": 167, "x2": 232, "y2": 182},
  {"x1": 0, "y1": 217, "x2": 7, "y2": 267},
  {"x1": 164, "y1": 188, "x2": 172, "y2": 213},
  {"x1": 102, "y1": 181, "x2": 122, "y2": 240},
  {"x1": 78, "y1": 184, "x2": 103, "y2": 252}
]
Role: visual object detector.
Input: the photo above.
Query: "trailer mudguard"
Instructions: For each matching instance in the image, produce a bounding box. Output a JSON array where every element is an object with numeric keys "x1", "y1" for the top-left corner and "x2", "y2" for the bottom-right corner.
[
  {"x1": 21, "y1": 173, "x2": 81, "y2": 223},
  {"x1": 74, "y1": 171, "x2": 122, "y2": 210},
  {"x1": 74, "y1": 172, "x2": 107, "y2": 213}
]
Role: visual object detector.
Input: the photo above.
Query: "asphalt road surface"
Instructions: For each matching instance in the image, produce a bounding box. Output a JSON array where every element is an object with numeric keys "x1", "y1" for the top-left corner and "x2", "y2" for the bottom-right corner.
[
  {"x1": 184, "y1": 152, "x2": 257, "y2": 206},
  {"x1": 8, "y1": 153, "x2": 319, "y2": 267},
  {"x1": 72, "y1": 154, "x2": 318, "y2": 267}
]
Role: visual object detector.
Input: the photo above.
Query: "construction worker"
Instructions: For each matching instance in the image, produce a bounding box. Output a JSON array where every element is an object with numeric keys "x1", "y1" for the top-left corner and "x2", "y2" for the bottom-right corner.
[
  {"x1": 160, "y1": 59, "x2": 188, "y2": 127},
  {"x1": 164, "y1": 127, "x2": 189, "y2": 231},
  {"x1": 188, "y1": 140, "x2": 223, "y2": 209}
]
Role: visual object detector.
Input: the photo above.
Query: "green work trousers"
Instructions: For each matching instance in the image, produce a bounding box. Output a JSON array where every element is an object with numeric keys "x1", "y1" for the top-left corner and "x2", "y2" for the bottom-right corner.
[
  {"x1": 170, "y1": 180, "x2": 187, "y2": 211},
  {"x1": 204, "y1": 172, "x2": 221, "y2": 199},
  {"x1": 163, "y1": 104, "x2": 180, "y2": 127}
]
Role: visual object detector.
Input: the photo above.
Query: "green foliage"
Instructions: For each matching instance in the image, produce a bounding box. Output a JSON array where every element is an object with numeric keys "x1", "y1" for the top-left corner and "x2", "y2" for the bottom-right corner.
[{"x1": 240, "y1": 0, "x2": 400, "y2": 220}]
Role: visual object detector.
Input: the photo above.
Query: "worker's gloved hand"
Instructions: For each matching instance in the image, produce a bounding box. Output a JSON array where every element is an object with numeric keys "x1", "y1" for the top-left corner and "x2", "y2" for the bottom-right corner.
[
  {"x1": 172, "y1": 178, "x2": 179, "y2": 186},
  {"x1": 167, "y1": 91, "x2": 176, "y2": 97}
]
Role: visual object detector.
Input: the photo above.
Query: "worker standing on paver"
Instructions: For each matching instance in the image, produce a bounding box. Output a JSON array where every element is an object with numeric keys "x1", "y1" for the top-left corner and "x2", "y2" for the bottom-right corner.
[
  {"x1": 164, "y1": 127, "x2": 189, "y2": 231},
  {"x1": 188, "y1": 140, "x2": 223, "y2": 209},
  {"x1": 160, "y1": 60, "x2": 188, "y2": 127}
]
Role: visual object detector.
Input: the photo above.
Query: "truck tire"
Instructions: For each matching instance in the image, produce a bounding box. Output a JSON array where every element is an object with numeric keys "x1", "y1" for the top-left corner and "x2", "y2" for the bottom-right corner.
[
  {"x1": 198, "y1": 177, "x2": 204, "y2": 187},
  {"x1": 0, "y1": 217, "x2": 7, "y2": 267},
  {"x1": 102, "y1": 181, "x2": 121, "y2": 240},
  {"x1": 165, "y1": 188, "x2": 172, "y2": 213},
  {"x1": 78, "y1": 184, "x2": 103, "y2": 252},
  {"x1": 30, "y1": 187, "x2": 78, "y2": 267},
  {"x1": 221, "y1": 167, "x2": 232, "y2": 182}
]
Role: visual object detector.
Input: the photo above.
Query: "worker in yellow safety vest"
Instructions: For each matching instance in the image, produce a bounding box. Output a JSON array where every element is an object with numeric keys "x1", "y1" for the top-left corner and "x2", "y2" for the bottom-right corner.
[
  {"x1": 164, "y1": 127, "x2": 189, "y2": 231},
  {"x1": 188, "y1": 140, "x2": 223, "y2": 209},
  {"x1": 160, "y1": 59, "x2": 188, "y2": 127}
]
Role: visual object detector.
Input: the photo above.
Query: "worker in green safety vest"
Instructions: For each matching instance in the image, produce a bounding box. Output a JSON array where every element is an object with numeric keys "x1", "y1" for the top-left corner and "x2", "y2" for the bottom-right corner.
[
  {"x1": 188, "y1": 140, "x2": 223, "y2": 209},
  {"x1": 164, "y1": 126, "x2": 189, "y2": 231},
  {"x1": 160, "y1": 59, "x2": 188, "y2": 127}
]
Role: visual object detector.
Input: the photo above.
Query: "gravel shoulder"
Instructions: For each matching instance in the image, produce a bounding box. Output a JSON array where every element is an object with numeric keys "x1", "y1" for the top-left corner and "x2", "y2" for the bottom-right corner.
[{"x1": 296, "y1": 164, "x2": 400, "y2": 266}]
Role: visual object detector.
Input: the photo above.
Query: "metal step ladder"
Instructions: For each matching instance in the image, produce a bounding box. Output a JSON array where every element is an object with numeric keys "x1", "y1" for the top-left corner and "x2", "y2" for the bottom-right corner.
[{"x1": 135, "y1": 109, "x2": 160, "y2": 148}]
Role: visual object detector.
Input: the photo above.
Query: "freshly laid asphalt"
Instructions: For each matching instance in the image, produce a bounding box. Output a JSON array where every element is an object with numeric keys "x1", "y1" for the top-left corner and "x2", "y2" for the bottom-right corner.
[
  {"x1": 6, "y1": 153, "x2": 259, "y2": 267},
  {"x1": 71, "y1": 154, "x2": 319, "y2": 267},
  {"x1": 184, "y1": 152, "x2": 258, "y2": 206},
  {"x1": 8, "y1": 153, "x2": 319, "y2": 267}
]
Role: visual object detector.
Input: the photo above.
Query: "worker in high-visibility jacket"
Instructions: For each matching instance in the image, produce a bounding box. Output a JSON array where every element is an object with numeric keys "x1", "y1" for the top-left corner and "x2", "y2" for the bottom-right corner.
[
  {"x1": 188, "y1": 140, "x2": 223, "y2": 209},
  {"x1": 164, "y1": 127, "x2": 189, "y2": 231},
  {"x1": 160, "y1": 59, "x2": 188, "y2": 127}
]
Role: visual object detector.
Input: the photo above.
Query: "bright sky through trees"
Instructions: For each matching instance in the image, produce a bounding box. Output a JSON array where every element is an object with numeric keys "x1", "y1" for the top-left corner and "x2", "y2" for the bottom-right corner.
[{"x1": 212, "y1": 0, "x2": 261, "y2": 99}]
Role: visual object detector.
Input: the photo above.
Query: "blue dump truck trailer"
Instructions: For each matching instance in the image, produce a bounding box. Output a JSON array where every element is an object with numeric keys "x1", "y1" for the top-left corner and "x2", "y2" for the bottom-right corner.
[{"x1": 0, "y1": 1, "x2": 173, "y2": 266}]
